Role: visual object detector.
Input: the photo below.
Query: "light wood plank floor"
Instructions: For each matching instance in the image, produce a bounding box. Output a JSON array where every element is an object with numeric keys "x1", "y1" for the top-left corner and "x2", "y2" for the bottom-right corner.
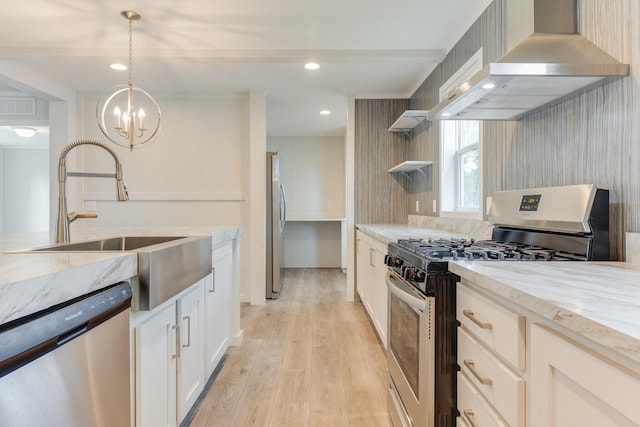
[{"x1": 189, "y1": 268, "x2": 392, "y2": 427}]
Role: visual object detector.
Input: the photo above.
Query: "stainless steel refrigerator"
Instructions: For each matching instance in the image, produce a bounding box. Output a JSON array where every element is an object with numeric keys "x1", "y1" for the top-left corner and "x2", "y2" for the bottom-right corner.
[{"x1": 266, "y1": 152, "x2": 287, "y2": 299}]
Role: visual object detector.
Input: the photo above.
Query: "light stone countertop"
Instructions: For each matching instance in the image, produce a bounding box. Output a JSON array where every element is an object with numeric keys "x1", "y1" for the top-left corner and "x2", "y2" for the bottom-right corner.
[
  {"x1": 0, "y1": 226, "x2": 243, "y2": 325},
  {"x1": 448, "y1": 260, "x2": 640, "y2": 368},
  {"x1": 0, "y1": 252, "x2": 137, "y2": 325},
  {"x1": 356, "y1": 223, "x2": 474, "y2": 245}
]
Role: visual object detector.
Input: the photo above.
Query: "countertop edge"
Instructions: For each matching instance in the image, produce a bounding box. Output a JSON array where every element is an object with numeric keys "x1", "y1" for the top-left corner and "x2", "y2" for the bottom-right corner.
[
  {"x1": 0, "y1": 226, "x2": 243, "y2": 325},
  {"x1": 448, "y1": 260, "x2": 640, "y2": 371}
]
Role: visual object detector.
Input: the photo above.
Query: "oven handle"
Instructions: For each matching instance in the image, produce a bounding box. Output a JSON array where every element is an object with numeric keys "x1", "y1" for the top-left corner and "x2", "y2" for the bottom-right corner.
[{"x1": 386, "y1": 271, "x2": 426, "y2": 313}]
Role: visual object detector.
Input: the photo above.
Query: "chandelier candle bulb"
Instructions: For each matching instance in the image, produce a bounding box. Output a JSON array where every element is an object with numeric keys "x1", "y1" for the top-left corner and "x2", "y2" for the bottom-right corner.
[
  {"x1": 113, "y1": 107, "x2": 121, "y2": 128},
  {"x1": 138, "y1": 109, "x2": 145, "y2": 129}
]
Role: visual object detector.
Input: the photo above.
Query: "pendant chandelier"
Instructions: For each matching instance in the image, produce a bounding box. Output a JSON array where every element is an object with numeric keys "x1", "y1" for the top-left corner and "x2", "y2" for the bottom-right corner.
[{"x1": 97, "y1": 10, "x2": 161, "y2": 151}]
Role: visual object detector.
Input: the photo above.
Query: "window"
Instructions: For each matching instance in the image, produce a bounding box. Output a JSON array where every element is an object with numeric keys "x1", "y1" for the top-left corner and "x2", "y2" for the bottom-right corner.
[{"x1": 439, "y1": 50, "x2": 483, "y2": 218}]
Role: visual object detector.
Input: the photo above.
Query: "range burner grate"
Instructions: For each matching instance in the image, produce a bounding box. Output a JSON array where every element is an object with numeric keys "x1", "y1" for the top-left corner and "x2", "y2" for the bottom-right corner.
[{"x1": 396, "y1": 237, "x2": 585, "y2": 262}]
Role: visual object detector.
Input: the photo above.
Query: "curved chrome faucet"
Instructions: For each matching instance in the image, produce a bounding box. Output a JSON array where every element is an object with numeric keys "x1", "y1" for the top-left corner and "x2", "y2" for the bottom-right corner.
[{"x1": 55, "y1": 139, "x2": 129, "y2": 243}]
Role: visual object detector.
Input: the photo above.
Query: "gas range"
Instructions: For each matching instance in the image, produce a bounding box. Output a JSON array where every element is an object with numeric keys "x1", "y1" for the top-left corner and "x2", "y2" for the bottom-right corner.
[
  {"x1": 385, "y1": 184, "x2": 610, "y2": 295},
  {"x1": 385, "y1": 184, "x2": 610, "y2": 427}
]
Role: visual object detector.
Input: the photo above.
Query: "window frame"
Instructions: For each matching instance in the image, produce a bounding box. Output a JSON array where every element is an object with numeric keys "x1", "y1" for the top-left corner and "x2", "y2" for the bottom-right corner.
[{"x1": 438, "y1": 49, "x2": 484, "y2": 220}]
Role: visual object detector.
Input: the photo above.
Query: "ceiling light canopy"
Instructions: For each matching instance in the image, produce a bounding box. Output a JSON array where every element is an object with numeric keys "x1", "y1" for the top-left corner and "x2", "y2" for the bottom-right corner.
[{"x1": 97, "y1": 10, "x2": 161, "y2": 151}]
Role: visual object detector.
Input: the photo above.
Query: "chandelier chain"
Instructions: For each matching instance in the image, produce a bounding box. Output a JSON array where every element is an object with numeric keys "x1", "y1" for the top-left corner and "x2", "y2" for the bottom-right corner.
[{"x1": 128, "y1": 18, "x2": 133, "y2": 87}]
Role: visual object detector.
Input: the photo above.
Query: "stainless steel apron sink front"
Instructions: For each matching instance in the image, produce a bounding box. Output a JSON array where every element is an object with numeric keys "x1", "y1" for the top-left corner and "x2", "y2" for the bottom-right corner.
[{"x1": 27, "y1": 235, "x2": 213, "y2": 311}]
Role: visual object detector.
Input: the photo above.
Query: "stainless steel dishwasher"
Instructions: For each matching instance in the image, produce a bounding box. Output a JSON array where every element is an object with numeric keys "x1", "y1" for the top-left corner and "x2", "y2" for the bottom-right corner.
[{"x1": 0, "y1": 282, "x2": 132, "y2": 427}]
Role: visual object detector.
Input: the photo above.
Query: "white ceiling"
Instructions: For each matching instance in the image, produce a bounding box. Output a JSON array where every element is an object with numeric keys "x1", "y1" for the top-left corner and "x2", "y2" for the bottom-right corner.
[{"x1": 0, "y1": 0, "x2": 492, "y2": 140}]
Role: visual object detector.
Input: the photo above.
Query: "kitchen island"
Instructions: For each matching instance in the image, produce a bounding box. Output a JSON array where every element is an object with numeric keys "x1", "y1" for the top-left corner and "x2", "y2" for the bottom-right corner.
[
  {"x1": 0, "y1": 226, "x2": 242, "y2": 320},
  {"x1": 0, "y1": 225, "x2": 243, "y2": 427}
]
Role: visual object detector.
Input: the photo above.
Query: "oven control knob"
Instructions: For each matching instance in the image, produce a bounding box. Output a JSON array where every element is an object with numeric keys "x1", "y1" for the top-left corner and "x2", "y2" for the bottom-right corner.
[
  {"x1": 385, "y1": 255, "x2": 403, "y2": 268},
  {"x1": 403, "y1": 266, "x2": 417, "y2": 281}
]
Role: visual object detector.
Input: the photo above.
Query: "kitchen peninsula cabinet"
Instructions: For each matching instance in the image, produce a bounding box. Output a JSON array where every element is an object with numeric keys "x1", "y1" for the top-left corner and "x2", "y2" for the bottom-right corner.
[
  {"x1": 0, "y1": 226, "x2": 242, "y2": 427},
  {"x1": 131, "y1": 278, "x2": 206, "y2": 427},
  {"x1": 205, "y1": 241, "x2": 233, "y2": 377},
  {"x1": 356, "y1": 230, "x2": 388, "y2": 348}
]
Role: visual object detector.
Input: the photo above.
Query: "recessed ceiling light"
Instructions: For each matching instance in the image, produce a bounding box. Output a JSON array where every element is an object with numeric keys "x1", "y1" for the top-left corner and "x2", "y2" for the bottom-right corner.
[
  {"x1": 320, "y1": 110, "x2": 331, "y2": 115},
  {"x1": 12, "y1": 127, "x2": 37, "y2": 138},
  {"x1": 441, "y1": 112, "x2": 451, "y2": 117},
  {"x1": 482, "y1": 83, "x2": 496, "y2": 89},
  {"x1": 110, "y1": 63, "x2": 127, "y2": 71},
  {"x1": 305, "y1": 62, "x2": 320, "y2": 70}
]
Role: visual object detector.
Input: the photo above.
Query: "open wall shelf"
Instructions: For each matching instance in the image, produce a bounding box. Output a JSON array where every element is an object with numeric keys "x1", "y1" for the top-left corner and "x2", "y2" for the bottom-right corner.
[
  {"x1": 388, "y1": 110, "x2": 429, "y2": 135},
  {"x1": 388, "y1": 161, "x2": 433, "y2": 179}
]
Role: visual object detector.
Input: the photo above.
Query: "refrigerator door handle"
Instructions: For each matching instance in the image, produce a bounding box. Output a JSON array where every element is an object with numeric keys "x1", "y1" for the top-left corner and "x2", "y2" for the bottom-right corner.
[{"x1": 280, "y1": 183, "x2": 287, "y2": 232}]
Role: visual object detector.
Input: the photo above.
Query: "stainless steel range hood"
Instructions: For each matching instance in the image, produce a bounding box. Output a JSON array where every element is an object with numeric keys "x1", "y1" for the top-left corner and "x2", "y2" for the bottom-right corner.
[{"x1": 427, "y1": 0, "x2": 630, "y2": 121}]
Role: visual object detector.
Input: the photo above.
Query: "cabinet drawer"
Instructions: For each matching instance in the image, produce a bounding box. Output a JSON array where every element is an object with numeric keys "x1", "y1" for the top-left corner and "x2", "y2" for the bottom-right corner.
[
  {"x1": 457, "y1": 372, "x2": 508, "y2": 427},
  {"x1": 457, "y1": 283, "x2": 525, "y2": 370},
  {"x1": 458, "y1": 327, "x2": 525, "y2": 427}
]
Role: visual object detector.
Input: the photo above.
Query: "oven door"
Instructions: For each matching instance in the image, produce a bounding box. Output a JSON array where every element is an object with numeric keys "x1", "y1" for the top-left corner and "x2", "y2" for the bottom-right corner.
[{"x1": 386, "y1": 270, "x2": 435, "y2": 427}]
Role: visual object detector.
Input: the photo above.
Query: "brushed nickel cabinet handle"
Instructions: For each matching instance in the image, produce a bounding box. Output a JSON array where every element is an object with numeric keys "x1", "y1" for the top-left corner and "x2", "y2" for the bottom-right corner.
[
  {"x1": 369, "y1": 247, "x2": 375, "y2": 267},
  {"x1": 464, "y1": 359, "x2": 493, "y2": 385},
  {"x1": 209, "y1": 267, "x2": 216, "y2": 293},
  {"x1": 182, "y1": 316, "x2": 191, "y2": 348},
  {"x1": 463, "y1": 309, "x2": 493, "y2": 329},
  {"x1": 463, "y1": 409, "x2": 477, "y2": 427},
  {"x1": 171, "y1": 324, "x2": 180, "y2": 359}
]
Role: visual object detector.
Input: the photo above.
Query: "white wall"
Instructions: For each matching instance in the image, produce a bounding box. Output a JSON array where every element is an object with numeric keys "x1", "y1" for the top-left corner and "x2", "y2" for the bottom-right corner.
[
  {"x1": 268, "y1": 135, "x2": 345, "y2": 219},
  {"x1": 2, "y1": 148, "x2": 49, "y2": 233},
  {"x1": 267, "y1": 135, "x2": 345, "y2": 268},
  {"x1": 74, "y1": 94, "x2": 254, "y2": 301},
  {"x1": 282, "y1": 221, "x2": 342, "y2": 267}
]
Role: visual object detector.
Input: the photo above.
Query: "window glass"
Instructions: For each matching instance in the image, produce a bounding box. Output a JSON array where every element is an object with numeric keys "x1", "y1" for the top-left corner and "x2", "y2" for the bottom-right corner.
[
  {"x1": 459, "y1": 143, "x2": 479, "y2": 209},
  {"x1": 439, "y1": 50, "x2": 483, "y2": 218}
]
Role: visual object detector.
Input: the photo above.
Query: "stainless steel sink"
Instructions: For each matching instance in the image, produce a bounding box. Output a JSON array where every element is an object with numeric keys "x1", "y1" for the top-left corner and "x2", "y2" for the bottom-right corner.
[
  {"x1": 27, "y1": 235, "x2": 213, "y2": 311},
  {"x1": 30, "y1": 235, "x2": 187, "y2": 252}
]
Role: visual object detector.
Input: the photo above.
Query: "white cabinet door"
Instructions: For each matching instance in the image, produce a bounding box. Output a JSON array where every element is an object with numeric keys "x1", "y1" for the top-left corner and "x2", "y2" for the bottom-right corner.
[
  {"x1": 356, "y1": 231, "x2": 370, "y2": 309},
  {"x1": 177, "y1": 281, "x2": 205, "y2": 423},
  {"x1": 355, "y1": 230, "x2": 389, "y2": 347},
  {"x1": 134, "y1": 302, "x2": 178, "y2": 427},
  {"x1": 372, "y1": 239, "x2": 388, "y2": 348},
  {"x1": 530, "y1": 323, "x2": 640, "y2": 427},
  {"x1": 205, "y1": 243, "x2": 233, "y2": 378}
]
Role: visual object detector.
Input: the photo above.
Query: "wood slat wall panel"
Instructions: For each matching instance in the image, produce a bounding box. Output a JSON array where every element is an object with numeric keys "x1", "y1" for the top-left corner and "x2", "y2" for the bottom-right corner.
[
  {"x1": 406, "y1": 0, "x2": 639, "y2": 260},
  {"x1": 355, "y1": 99, "x2": 410, "y2": 224}
]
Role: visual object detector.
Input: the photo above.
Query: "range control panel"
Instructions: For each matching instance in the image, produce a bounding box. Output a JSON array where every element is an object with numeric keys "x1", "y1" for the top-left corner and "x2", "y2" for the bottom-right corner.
[{"x1": 519, "y1": 194, "x2": 541, "y2": 212}]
